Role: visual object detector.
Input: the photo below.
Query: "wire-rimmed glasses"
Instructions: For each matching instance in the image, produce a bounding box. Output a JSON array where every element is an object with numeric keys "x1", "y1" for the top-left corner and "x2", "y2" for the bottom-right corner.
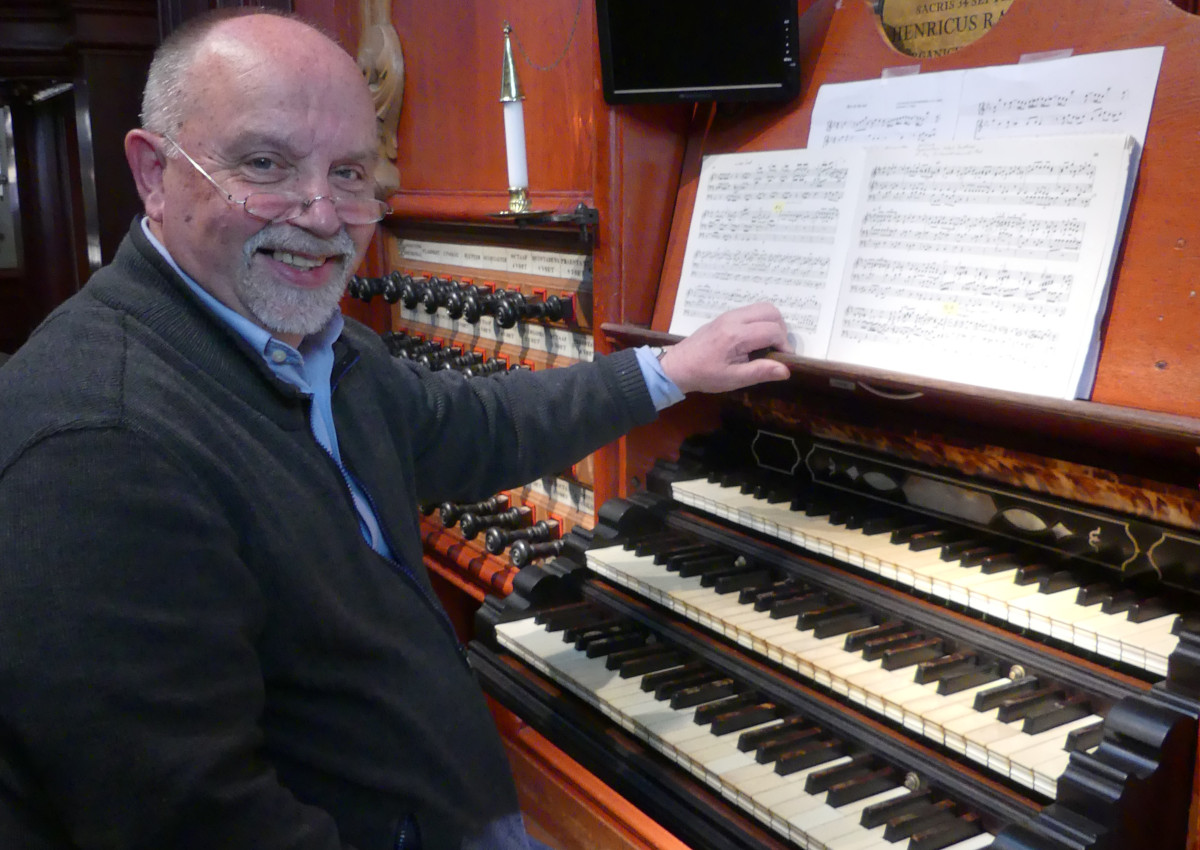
[{"x1": 162, "y1": 135, "x2": 390, "y2": 225}]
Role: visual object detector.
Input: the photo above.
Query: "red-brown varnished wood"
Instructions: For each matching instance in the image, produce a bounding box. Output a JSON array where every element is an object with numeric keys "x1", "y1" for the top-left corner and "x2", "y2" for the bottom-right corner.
[
  {"x1": 297, "y1": 0, "x2": 692, "y2": 508},
  {"x1": 653, "y1": 0, "x2": 1200, "y2": 421},
  {"x1": 487, "y1": 698, "x2": 695, "y2": 850}
]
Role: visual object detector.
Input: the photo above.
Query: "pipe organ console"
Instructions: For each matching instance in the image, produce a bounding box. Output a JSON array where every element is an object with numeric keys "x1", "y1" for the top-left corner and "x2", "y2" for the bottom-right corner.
[
  {"x1": 373, "y1": 221, "x2": 603, "y2": 599},
  {"x1": 346, "y1": 0, "x2": 1200, "y2": 844}
]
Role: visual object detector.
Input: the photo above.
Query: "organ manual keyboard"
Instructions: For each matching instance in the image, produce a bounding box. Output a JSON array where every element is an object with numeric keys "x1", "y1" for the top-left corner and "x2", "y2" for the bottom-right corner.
[
  {"x1": 370, "y1": 0, "x2": 1200, "y2": 843},
  {"x1": 474, "y1": 419, "x2": 1200, "y2": 849}
]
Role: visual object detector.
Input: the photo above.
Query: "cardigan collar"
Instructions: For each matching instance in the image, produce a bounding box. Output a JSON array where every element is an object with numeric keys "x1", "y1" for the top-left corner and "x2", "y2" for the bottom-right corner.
[{"x1": 87, "y1": 219, "x2": 360, "y2": 431}]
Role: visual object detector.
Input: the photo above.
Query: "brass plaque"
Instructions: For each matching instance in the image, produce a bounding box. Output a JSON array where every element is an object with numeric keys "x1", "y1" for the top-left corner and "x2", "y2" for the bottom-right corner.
[{"x1": 879, "y1": 0, "x2": 1016, "y2": 57}]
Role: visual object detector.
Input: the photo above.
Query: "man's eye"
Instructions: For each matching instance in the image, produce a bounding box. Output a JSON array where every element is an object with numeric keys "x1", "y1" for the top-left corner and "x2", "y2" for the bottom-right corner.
[{"x1": 246, "y1": 157, "x2": 277, "y2": 172}]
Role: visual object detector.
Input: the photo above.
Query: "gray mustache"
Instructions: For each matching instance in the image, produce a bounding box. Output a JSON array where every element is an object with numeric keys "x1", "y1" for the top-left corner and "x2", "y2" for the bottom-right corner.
[{"x1": 244, "y1": 225, "x2": 355, "y2": 262}]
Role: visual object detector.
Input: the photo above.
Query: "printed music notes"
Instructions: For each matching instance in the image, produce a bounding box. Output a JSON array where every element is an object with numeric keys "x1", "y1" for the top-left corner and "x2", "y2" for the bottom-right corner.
[
  {"x1": 808, "y1": 46, "x2": 1162, "y2": 150},
  {"x1": 670, "y1": 134, "x2": 1137, "y2": 399}
]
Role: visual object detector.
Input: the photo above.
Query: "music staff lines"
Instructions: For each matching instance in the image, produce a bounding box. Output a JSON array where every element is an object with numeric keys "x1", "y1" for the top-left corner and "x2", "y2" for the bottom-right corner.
[{"x1": 858, "y1": 211, "x2": 1084, "y2": 261}]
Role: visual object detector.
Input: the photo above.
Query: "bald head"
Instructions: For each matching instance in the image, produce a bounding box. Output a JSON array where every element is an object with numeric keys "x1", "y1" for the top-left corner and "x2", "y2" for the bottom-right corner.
[{"x1": 141, "y1": 11, "x2": 373, "y2": 140}]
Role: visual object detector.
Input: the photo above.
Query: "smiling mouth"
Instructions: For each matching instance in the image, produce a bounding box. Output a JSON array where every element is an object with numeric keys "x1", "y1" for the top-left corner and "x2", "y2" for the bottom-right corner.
[{"x1": 266, "y1": 249, "x2": 332, "y2": 270}]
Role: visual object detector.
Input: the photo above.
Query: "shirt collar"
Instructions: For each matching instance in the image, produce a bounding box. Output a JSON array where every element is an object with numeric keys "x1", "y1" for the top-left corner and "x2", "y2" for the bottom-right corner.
[{"x1": 138, "y1": 216, "x2": 344, "y2": 362}]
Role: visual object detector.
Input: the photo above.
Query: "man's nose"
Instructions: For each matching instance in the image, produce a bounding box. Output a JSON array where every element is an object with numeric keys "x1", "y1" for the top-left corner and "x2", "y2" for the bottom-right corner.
[{"x1": 288, "y1": 195, "x2": 343, "y2": 235}]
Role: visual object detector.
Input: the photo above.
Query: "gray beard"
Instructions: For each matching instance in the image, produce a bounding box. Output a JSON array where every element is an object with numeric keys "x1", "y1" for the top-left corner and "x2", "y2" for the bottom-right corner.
[{"x1": 238, "y1": 225, "x2": 357, "y2": 337}]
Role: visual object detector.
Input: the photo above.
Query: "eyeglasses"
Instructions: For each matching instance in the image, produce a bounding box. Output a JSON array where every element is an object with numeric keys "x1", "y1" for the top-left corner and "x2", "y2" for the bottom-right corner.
[{"x1": 162, "y1": 135, "x2": 390, "y2": 225}]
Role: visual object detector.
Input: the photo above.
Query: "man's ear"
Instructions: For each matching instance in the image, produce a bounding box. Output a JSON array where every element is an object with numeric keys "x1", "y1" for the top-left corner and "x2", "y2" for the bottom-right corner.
[{"x1": 125, "y1": 129, "x2": 167, "y2": 222}]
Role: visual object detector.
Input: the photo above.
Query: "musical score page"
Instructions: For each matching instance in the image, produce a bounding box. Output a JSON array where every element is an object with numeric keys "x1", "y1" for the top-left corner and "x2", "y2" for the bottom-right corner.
[
  {"x1": 669, "y1": 147, "x2": 867, "y2": 356},
  {"x1": 825, "y1": 134, "x2": 1136, "y2": 398},
  {"x1": 670, "y1": 134, "x2": 1136, "y2": 398},
  {"x1": 809, "y1": 46, "x2": 1161, "y2": 150}
]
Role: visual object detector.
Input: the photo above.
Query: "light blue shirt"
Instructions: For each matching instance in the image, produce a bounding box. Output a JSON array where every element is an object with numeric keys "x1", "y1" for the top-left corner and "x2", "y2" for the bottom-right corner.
[{"x1": 140, "y1": 218, "x2": 683, "y2": 555}]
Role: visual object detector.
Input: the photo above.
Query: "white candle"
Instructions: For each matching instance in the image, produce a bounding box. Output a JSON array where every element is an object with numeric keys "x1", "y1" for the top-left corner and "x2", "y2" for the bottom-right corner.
[{"x1": 503, "y1": 99, "x2": 528, "y2": 190}]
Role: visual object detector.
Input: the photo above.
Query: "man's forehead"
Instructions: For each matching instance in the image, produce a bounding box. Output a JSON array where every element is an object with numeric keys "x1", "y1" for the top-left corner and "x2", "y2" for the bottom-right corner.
[{"x1": 220, "y1": 127, "x2": 380, "y2": 164}]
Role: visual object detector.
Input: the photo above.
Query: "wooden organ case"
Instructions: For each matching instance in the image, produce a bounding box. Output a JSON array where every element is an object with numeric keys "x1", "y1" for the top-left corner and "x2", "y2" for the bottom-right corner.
[{"x1": 325, "y1": 0, "x2": 1200, "y2": 846}]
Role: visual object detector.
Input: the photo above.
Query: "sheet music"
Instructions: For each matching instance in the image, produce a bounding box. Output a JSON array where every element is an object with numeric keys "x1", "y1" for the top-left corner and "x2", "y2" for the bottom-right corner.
[
  {"x1": 809, "y1": 46, "x2": 1162, "y2": 149},
  {"x1": 824, "y1": 134, "x2": 1135, "y2": 398},
  {"x1": 808, "y1": 71, "x2": 963, "y2": 149},
  {"x1": 669, "y1": 147, "x2": 867, "y2": 357},
  {"x1": 961, "y1": 48, "x2": 1162, "y2": 147}
]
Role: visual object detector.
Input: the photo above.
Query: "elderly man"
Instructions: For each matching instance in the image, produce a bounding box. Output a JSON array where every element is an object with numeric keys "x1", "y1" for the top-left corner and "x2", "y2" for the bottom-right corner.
[{"x1": 0, "y1": 9, "x2": 790, "y2": 850}]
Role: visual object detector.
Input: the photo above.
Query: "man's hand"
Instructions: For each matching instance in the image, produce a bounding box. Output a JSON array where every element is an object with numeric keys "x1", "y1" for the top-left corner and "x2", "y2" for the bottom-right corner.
[{"x1": 659, "y1": 302, "x2": 792, "y2": 395}]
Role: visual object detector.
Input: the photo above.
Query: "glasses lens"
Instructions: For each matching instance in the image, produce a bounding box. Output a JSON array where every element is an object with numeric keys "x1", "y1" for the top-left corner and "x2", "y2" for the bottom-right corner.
[
  {"x1": 334, "y1": 198, "x2": 390, "y2": 224},
  {"x1": 243, "y1": 194, "x2": 388, "y2": 225},
  {"x1": 243, "y1": 194, "x2": 304, "y2": 222}
]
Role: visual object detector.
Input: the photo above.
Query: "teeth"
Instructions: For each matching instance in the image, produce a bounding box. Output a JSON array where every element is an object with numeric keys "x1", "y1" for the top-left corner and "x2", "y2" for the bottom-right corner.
[{"x1": 273, "y1": 250, "x2": 325, "y2": 270}]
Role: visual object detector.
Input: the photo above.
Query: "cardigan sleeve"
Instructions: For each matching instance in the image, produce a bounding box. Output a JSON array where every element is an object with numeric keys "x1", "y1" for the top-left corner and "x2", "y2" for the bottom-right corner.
[{"x1": 0, "y1": 426, "x2": 360, "y2": 850}]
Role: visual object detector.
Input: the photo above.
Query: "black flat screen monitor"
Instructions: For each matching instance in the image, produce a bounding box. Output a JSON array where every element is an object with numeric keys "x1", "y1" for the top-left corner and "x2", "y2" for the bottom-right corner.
[{"x1": 596, "y1": 0, "x2": 801, "y2": 105}]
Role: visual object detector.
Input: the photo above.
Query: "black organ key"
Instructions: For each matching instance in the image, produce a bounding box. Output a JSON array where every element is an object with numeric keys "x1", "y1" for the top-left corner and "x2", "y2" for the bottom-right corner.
[
  {"x1": 937, "y1": 661, "x2": 1002, "y2": 695},
  {"x1": 844, "y1": 620, "x2": 907, "y2": 652},
  {"x1": 604, "y1": 643, "x2": 663, "y2": 669},
  {"x1": 675, "y1": 554, "x2": 736, "y2": 578},
  {"x1": 1014, "y1": 563, "x2": 1053, "y2": 585},
  {"x1": 712, "y1": 568, "x2": 773, "y2": 594},
  {"x1": 583, "y1": 631, "x2": 647, "y2": 658},
  {"x1": 796, "y1": 601, "x2": 861, "y2": 629},
  {"x1": 861, "y1": 515, "x2": 906, "y2": 536},
  {"x1": 995, "y1": 686, "x2": 1065, "y2": 723},
  {"x1": 1076, "y1": 581, "x2": 1116, "y2": 606},
  {"x1": 652, "y1": 543, "x2": 712, "y2": 565},
  {"x1": 562, "y1": 617, "x2": 620, "y2": 642},
  {"x1": 861, "y1": 629, "x2": 925, "y2": 662},
  {"x1": 826, "y1": 766, "x2": 899, "y2": 807},
  {"x1": 774, "y1": 738, "x2": 846, "y2": 775},
  {"x1": 973, "y1": 675, "x2": 1040, "y2": 711},
  {"x1": 978, "y1": 551, "x2": 1022, "y2": 573},
  {"x1": 769, "y1": 591, "x2": 828, "y2": 619},
  {"x1": 939, "y1": 538, "x2": 983, "y2": 560},
  {"x1": 906, "y1": 529, "x2": 969, "y2": 552},
  {"x1": 883, "y1": 799, "x2": 957, "y2": 841},
  {"x1": 652, "y1": 668, "x2": 720, "y2": 700},
  {"x1": 794, "y1": 496, "x2": 832, "y2": 517},
  {"x1": 1022, "y1": 693, "x2": 1093, "y2": 734},
  {"x1": 754, "y1": 727, "x2": 824, "y2": 764},
  {"x1": 1066, "y1": 719, "x2": 1105, "y2": 752},
  {"x1": 691, "y1": 693, "x2": 758, "y2": 725},
  {"x1": 740, "y1": 579, "x2": 800, "y2": 607},
  {"x1": 617, "y1": 648, "x2": 686, "y2": 678},
  {"x1": 909, "y1": 812, "x2": 984, "y2": 850},
  {"x1": 803, "y1": 752, "x2": 873, "y2": 793},
  {"x1": 913, "y1": 652, "x2": 977, "y2": 685},
  {"x1": 640, "y1": 660, "x2": 706, "y2": 692},
  {"x1": 881, "y1": 636, "x2": 946, "y2": 670},
  {"x1": 1128, "y1": 596, "x2": 1173, "y2": 623},
  {"x1": 534, "y1": 603, "x2": 602, "y2": 632},
  {"x1": 1100, "y1": 588, "x2": 1139, "y2": 614},
  {"x1": 628, "y1": 531, "x2": 684, "y2": 556},
  {"x1": 890, "y1": 522, "x2": 938, "y2": 545},
  {"x1": 668, "y1": 677, "x2": 738, "y2": 709},
  {"x1": 859, "y1": 788, "x2": 932, "y2": 828},
  {"x1": 736, "y1": 715, "x2": 812, "y2": 752},
  {"x1": 811, "y1": 610, "x2": 876, "y2": 639},
  {"x1": 748, "y1": 583, "x2": 809, "y2": 611},
  {"x1": 709, "y1": 703, "x2": 782, "y2": 735},
  {"x1": 571, "y1": 623, "x2": 627, "y2": 649},
  {"x1": 1038, "y1": 570, "x2": 1080, "y2": 594}
]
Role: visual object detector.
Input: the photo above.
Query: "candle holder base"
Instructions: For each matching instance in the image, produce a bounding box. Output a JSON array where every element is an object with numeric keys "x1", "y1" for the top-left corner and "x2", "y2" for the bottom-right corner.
[{"x1": 492, "y1": 187, "x2": 551, "y2": 218}]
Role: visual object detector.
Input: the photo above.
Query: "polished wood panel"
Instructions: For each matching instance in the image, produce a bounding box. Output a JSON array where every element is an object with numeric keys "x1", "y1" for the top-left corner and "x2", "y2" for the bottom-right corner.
[{"x1": 651, "y1": 0, "x2": 1200, "y2": 421}]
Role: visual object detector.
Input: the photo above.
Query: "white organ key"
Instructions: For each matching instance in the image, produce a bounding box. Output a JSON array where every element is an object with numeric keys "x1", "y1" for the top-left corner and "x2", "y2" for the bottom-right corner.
[
  {"x1": 497, "y1": 616, "x2": 1001, "y2": 850},
  {"x1": 803, "y1": 788, "x2": 908, "y2": 846},
  {"x1": 584, "y1": 539, "x2": 1101, "y2": 794},
  {"x1": 672, "y1": 475, "x2": 1172, "y2": 676}
]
